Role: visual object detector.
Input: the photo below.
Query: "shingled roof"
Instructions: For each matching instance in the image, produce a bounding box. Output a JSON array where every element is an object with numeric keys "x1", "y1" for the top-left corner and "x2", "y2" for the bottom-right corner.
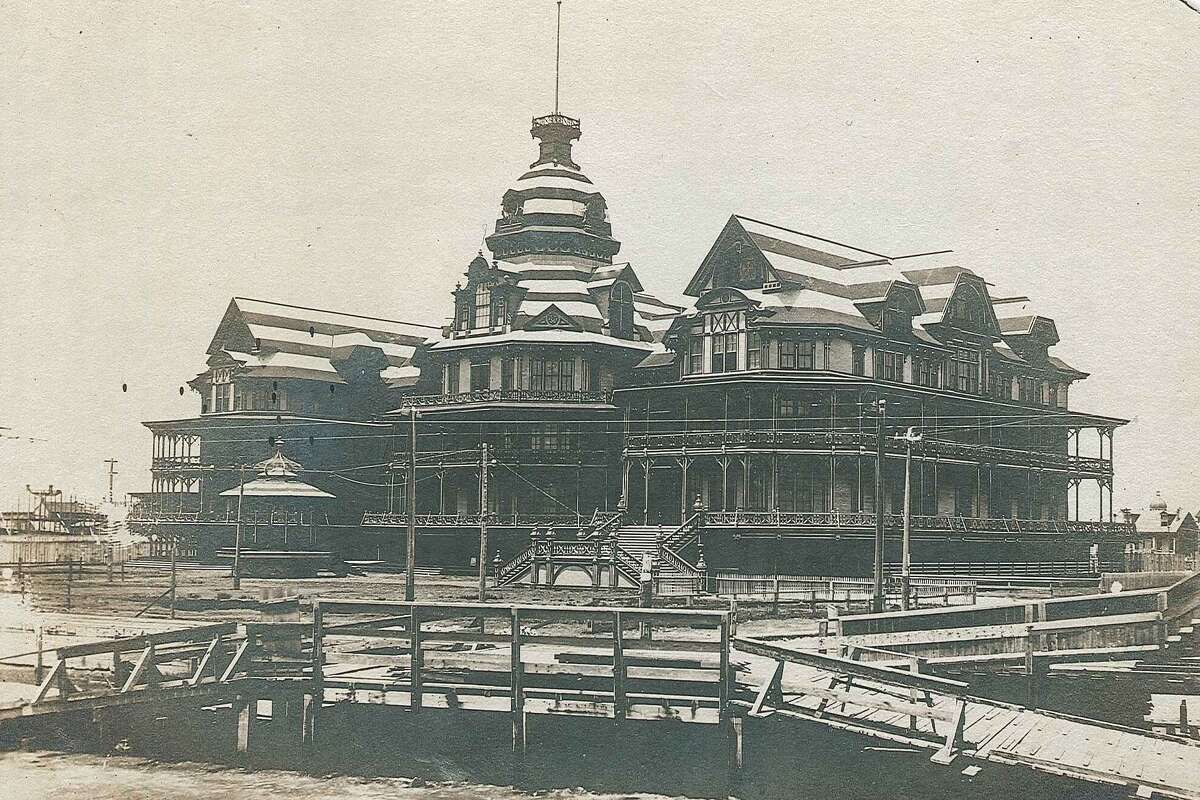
[
  {"x1": 677, "y1": 214, "x2": 1083, "y2": 375},
  {"x1": 201, "y1": 298, "x2": 440, "y2": 388}
]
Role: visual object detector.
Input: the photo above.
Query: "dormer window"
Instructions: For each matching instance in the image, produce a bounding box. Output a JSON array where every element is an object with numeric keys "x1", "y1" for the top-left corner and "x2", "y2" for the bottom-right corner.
[{"x1": 609, "y1": 282, "x2": 634, "y2": 339}]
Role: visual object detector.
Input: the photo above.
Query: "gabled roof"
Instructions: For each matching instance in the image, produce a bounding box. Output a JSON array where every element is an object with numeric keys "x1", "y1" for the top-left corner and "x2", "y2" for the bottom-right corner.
[
  {"x1": 200, "y1": 298, "x2": 438, "y2": 389},
  {"x1": 676, "y1": 214, "x2": 1081, "y2": 376}
]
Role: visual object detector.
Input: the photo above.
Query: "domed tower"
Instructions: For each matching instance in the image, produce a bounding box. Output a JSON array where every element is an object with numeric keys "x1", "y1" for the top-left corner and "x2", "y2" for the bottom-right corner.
[{"x1": 484, "y1": 113, "x2": 621, "y2": 264}]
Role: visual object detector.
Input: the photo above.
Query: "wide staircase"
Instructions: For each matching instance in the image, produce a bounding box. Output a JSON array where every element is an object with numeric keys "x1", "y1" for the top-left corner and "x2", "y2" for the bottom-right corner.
[
  {"x1": 495, "y1": 511, "x2": 704, "y2": 588},
  {"x1": 616, "y1": 525, "x2": 699, "y2": 577}
]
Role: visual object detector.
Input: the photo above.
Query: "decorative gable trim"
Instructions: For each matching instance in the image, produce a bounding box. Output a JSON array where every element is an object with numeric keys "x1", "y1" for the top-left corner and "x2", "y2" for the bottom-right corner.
[
  {"x1": 684, "y1": 216, "x2": 786, "y2": 297},
  {"x1": 522, "y1": 303, "x2": 583, "y2": 332}
]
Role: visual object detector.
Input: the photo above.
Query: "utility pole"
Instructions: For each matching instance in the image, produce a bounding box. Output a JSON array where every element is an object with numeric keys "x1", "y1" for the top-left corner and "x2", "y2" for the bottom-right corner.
[
  {"x1": 405, "y1": 409, "x2": 418, "y2": 602},
  {"x1": 871, "y1": 399, "x2": 887, "y2": 613},
  {"x1": 233, "y1": 463, "x2": 245, "y2": 590},
  {"x1": 899, "y1": 427, "x2": 922, "y2": 611},
  {"x1": 478, "y1": 441, "x2": 490, "y2": 602},
  {"x1": 103, "y1": 459, "x2": 119, "y2": 504}
]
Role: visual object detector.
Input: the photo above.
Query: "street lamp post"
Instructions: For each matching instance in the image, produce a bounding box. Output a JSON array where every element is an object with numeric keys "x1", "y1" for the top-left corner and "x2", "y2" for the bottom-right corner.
[{"x1": 898, "y1": 426, "x2": 922, "y2": 611}]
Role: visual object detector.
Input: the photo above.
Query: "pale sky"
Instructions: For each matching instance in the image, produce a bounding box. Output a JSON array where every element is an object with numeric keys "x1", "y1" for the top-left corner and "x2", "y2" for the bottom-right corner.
[{"x1": 1, "y1": 2, "x2": 1197, "y2": 516}]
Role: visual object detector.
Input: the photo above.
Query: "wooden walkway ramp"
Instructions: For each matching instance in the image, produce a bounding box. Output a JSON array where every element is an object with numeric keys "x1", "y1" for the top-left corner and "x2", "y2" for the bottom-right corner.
[{"x1": 734, "y1": 636, "x2": 1200, "y2": 800}]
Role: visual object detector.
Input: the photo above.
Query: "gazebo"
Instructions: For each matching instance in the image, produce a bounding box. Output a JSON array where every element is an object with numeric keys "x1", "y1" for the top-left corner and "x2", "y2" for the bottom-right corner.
[{"x1": 217, "y1": 442, "x2": 338, "y2": 576}]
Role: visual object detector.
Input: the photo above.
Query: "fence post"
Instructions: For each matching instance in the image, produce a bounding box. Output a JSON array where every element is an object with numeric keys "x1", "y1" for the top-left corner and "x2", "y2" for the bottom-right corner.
[
  {"x1": 612, "y1": 610, "x2": 625, "y2": 721},
  {"x1": 34, "y1": 627, "x2": 44, "y2": 685},
  {"x1": 772, "y1": 574, "x2": 780, "y2": 614},
  {"x1": 511, "y1": 608, "x2": 526, "y2": 762}
]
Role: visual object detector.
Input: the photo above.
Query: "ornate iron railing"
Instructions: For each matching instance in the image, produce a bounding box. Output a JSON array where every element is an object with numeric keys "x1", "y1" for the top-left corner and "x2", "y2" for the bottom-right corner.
[
  {"x1": 496, "y1": 537, "x2": 643, "y2": 587},
  {"x1": 663, "y1": 511, "x2": 704, "y2": 551},
  {"x1": 702, "y1": 510, "x2": 1137, "y2": 538},
  {"x1": 658, "y1": 544, "x2": 700, "y2": 576},
  {"x1": 395, "y1": 388, "x2": 614, "y2": 408},
  {"x1": 361, "y1": 512, "x2": 583, "y2": 528},
  {"x1": 128, "y1": 510, "x2": 312, "y2": 526},
  {"x1": 624, "y1": 430, "x2": 1111, "y2": 474}
]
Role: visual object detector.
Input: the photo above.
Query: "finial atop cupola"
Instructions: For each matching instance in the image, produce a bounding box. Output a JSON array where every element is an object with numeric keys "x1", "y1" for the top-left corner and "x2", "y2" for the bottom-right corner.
[{"x1": 530, "y1": 1, "x2": 581, "y2": 170}]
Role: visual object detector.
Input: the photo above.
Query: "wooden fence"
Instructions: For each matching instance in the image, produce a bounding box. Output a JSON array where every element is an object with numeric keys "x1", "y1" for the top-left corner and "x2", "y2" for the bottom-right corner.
[{"x1": 313, "y1": 599, "x2": 732, "y2": 752}]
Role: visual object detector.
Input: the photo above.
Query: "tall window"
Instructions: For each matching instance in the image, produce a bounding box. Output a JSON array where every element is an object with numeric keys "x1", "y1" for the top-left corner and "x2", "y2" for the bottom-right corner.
[
  {"x1": 531, "y1": 356, "x2": 575, "y2": 391},
  {"x1": 501, "y1": 356, "x2": 516, "y2": 390},
  {"x1": 915, "y1": 357, "x2": 939, "y2": 388},
  {"x1": 875, "y1": 351, "x2": 904, "y2": 382},
  {"x1": 445, "y1": 362, "x2": 460, "y2": 394},
  {"x1": 473, "y1": 284, "x2": 491, "y2": 329},
  {"x1": 946, "y1": 348, "x2": 980, "y2": 393},
  {"x1": 710, "y1": 332, "x2": 738, "y2": 373},
  {"x1": 852, "y1": 346, "x2": 866, "y2": 376},
  {"x1": 747, "y1": 331, "x2": 763, "y2": 369},
  {"x1": 990, "y1": 369, "x2": 1011, "y2": 399},
  {"x1": 687, "y1": 338, "x2": 702, "y2": 375},
  {"x1": 779, "y1": 340, "x2": 815, "y2": 370},
  {"x1": 609, "y1": 282, "x2": 634, "y2": 338},
  {"x1": 470, "y1": 359, "x2": 490, "y2": 391}
]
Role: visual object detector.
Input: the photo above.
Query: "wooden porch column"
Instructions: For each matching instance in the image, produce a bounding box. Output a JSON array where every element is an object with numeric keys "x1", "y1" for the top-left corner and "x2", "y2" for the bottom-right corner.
[{"x1": 679, "y1": 457, "x2": 692, "y2": 522}]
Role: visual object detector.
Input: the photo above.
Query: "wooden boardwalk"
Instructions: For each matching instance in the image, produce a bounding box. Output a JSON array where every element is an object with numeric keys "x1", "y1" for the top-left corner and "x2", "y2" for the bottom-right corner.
[
  {"x1": 3, "y1": 598, "x2": 1200, "y2": 798},
  {"x1": 735, "y1": 636, "x2": 1200, "y2": 800}
]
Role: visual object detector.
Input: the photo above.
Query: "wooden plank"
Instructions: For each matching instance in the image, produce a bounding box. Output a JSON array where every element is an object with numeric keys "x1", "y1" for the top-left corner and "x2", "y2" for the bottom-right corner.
[
  {"x1": 189, "y1": 637, "x2": 222, "y2": 687},
  {"x1": 32, "y1": 660, "x2": 65, "y2": 703},
  {"x1": 735, "y1": 637, "x2": 970, "y2": 695},
  {"x1": 56, "y1": 622, "x2": 239, "y2": 658},
  {"x1": 121, "y1": 645, "x2": 156, "y2": 693},
  {"x1": 219, "y1": 640, "x2": 250, "y2": 683}
]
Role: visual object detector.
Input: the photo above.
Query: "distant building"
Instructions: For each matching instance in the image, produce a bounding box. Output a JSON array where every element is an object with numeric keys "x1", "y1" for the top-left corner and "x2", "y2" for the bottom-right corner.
[
  {"x1": 132, "y1": 105, "x2": 1137, "y2": 577},
  {"x1": 1120, "y1": 493, "x2": 1199, "y2": 572}
]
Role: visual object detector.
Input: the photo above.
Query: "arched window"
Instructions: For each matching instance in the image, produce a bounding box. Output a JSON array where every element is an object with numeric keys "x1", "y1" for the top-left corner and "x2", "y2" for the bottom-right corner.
[
  {"x1": 473, "y1": 284, "x2": 491, "y2": 329},
  {"x1": 609, "y1": 282, "x2": 634, "y2": 338}
]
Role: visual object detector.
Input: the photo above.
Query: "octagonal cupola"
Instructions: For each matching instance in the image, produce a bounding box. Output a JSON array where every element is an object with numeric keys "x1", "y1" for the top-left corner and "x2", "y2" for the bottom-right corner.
[{"x1": 485, "y1": 113, "x2": 621, "y2": 264}]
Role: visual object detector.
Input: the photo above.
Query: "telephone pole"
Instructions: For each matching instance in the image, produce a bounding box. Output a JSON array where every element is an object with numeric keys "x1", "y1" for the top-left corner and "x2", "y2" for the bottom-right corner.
[
  {"x1": 899, "y1": 427, "x2": 922, "y2": 610},
  {"x1": 103, "y1": 459, "x2": 119, "y2": 504},
  {"x1": 871, "y1": 399, "x2": 887, "y2": 613},
  {"x1": 405, "y1": 409, "x2": 419, "y2": 602},
  {"x1": 478, "y1": 441, "x2": 490, "y2": 602}
]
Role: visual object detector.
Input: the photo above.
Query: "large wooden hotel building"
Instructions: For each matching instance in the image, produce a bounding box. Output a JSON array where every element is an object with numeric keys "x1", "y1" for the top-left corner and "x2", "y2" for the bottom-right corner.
[{"x1": 132, "y1": 109, "x2": 1132, "y2": 579}]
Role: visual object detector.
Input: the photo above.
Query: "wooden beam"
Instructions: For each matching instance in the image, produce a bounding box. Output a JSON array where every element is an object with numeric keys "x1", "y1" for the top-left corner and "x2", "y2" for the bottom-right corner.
[
  {"x1": 56, "y1": 623, "x2": 238, "y2": 659},
  {"x1": 735, "y1": 636, "x2": 969, "y2": 695},
  {"x1": 220, "y1": 640, "x2": 251, "y2": 683},
  {"x1": 32, "y1": 660, "x2": 65, "y2": 704},
  {"x1": 929, "y1": 697, "x2": 967, "y2": 764},
  {"x1": 190, "y1": 637, "x2": 222, "y2": 687},
  {"x1": 749, "y1": 660, "x2": 785, "y2": 717},
  {"x1": 121, "y1": 645, "x2": 155, "y2": 693}
]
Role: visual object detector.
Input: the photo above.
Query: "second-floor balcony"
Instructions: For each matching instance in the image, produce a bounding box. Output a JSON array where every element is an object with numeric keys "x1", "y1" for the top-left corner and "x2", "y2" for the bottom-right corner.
[
  {"x1": 624, "y1": 430, "x2": 1110, "y2": 476},
  {"x1": 394, "y1": 388, "x2": 615, "y2": 410},
  {"x1": 702, "y1": 509, "x2": 1136, "y2": 541}
]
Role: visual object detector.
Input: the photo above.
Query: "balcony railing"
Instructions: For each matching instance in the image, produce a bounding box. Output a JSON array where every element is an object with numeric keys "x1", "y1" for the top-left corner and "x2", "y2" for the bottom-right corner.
[
  {"x1": 361, "y1": 511, "x2": 586, "y2": 528},
  {"x1": 128, "y1": 509, "x2": 311, "y2": 525},
  {"x1": 702, "y1": 509, "x2": 1136, "y2": 539},
  {"x1": 624, "y1": 430, "x2": 1111, "y2": 474},
  {"x1": 396, "y1": 388, "x2": 614, "y2": 409}
]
